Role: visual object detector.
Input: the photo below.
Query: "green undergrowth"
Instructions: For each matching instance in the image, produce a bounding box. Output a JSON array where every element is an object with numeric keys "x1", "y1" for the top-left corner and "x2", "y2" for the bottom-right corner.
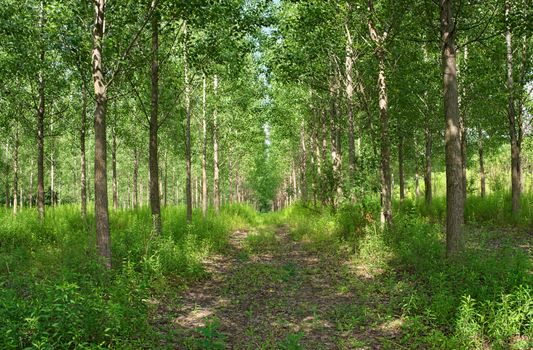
[
  {"x1": 413, "y1": 192, "x2": 533, "y2": 227},
  {"x1": 271, "y1": 201, "x2": 532, "y2": 349},
  {"x1": 0, "y1": 203, "x2": 258, "y2": 349}
]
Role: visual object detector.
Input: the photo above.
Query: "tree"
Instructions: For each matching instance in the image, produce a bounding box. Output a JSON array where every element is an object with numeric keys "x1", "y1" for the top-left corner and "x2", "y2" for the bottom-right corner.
[
  {"x1": 149, "y1": 5, "x2": 162, "y2": 233},
  {"x1": 441, "y1": 0, "x2": 464, "y2": 257},
  {"x1": 91, "y1": 0, "x2": 112, "y2": 267},
  {"x1": 505, "y1": 0, "x2": 521, "y2": 215},
  {"x1": 367, "y1": 0, "x2": 394, "y2": 225}
]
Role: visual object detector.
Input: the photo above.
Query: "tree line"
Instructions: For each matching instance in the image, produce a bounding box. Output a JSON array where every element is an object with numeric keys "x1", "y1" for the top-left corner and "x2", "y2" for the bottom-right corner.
[{"x1": 0, "y1": 0, "x2": 531, "y2": 265}]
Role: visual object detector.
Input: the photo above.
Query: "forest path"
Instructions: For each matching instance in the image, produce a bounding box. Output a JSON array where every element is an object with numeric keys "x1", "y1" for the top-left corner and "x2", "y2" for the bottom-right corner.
[{"x1": 153, "y1": 224, "x2": 403, "y2": 349}]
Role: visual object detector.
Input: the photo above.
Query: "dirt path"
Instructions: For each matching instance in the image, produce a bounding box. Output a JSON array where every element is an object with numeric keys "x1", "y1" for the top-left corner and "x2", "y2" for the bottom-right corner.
[{"x1": 153, "y1": 225, "x2": 402, "y2": 349}]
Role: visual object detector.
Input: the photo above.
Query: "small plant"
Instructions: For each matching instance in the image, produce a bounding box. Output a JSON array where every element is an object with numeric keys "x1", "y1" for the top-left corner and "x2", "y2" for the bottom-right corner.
[
  {"x1": 277, "y1": 332, "x2": 304, "y2": 350},
  {"x1": 189, "y1": 318, "x2": 227, "y2": 350}
]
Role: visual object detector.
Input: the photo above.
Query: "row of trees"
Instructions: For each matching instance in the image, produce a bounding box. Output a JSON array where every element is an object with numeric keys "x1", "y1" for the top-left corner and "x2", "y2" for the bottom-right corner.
[
  {"x1": 0, "y1": 0, "x2": 531, "y2": 263},
  {"x1": 0, "y1": 0, "x2": 270, "y2": 267},
  {"x1": 263, "y1": 0, "x2": 531, "y2": 256}
]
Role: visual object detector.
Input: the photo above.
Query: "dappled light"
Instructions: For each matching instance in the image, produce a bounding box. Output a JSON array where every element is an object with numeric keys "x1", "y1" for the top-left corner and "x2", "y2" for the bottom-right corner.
[{"x1": 1, "y1": 0, "x2": 532, "y2": 348}]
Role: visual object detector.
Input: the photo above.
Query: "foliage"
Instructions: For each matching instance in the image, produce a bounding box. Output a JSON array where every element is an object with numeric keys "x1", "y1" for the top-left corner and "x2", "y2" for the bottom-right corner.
[
  {"x1": 273, "y1": 200, "x2": 533, "y2": 349},
  {"x1": 0, "y1": 204, "x2": 256, "y2": 348}
]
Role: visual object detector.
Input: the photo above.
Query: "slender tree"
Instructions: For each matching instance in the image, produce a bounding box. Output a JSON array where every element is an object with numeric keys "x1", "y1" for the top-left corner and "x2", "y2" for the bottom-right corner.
[
  {"x1": 149, "y1": 6, "x2": 162, "y2": 233},
  {"x1": 368, "y1": 0, "x2": 392, "y2": 225},
  {"x1": 92, "y1": 0, "x2": 112, "y2": 268},
  {"x1": 441, "y1": 0, "x2": 464, "y2": 256},
  {"x1": 505, "y1": 0, "x2": 521, "y2": 215},
  {"x1": 184, "y1": 21, "x2": 192, "y2": 223}
]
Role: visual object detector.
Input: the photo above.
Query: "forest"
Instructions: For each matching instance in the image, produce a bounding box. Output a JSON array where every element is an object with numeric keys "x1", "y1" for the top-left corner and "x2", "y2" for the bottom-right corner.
[{"x1": 0, "y1": 0, "x2": 532, "y2": 349}]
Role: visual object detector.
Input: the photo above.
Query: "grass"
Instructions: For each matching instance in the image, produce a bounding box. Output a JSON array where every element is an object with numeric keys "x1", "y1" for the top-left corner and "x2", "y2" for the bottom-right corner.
[
  {"x1": 0, "y1": 203, "x2": 258, "y2": 349},
  {"x1": 270, "y1": 198, "x2": 533, "y2": 349},
  {"x1": 0, "y1": 194, "x2": 531, "y2": 349}
]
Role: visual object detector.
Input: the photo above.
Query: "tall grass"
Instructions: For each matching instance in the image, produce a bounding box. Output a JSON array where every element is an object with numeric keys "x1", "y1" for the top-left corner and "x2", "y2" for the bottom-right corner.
[
  {"x1": 273, "y1": 199, "x2": 532, "y2": 349},
  {"x1": 411, "y1": 192, "x2": 533, "y2": 227},
  {"x1": 0, "y1": 203, "x2": 258, "y2": 349}
]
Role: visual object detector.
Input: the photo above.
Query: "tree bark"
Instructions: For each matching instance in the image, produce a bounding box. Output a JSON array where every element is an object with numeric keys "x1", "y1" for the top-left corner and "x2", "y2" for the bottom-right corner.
[
  {"x1": 194, "y1": 175, "x2": 199, "y2": 208},
  {"x1": 149, "y1": 9, "x2": 162, "y2": 233},
  {"x1": 50, "y1": 159, "x2": 55, "y2": 205},
  {"x1": 377, "y1": 53, "x2": 392, "y2": 225},
  {"x1": 320, "y1": 109, "x2": 328, "y2": 206},
  {"x1": 13, "y1": 126, "x2": 19, "y2": 214},
  {"x1": 441, "y1": 0, "x2": 464, "y2": 257},
  {"x1": 505, "y1": 0, "x2": 521, "y2": 215},
  {"x1": 213, "y1": 75, "x2": 220, "y2": 214},
  {"x1": 460, "y1": 46, "x2": 468, "y2": 206},
  {"x1": 299, "y1": 121, "x2": 308, "y2": 205},
  {"x1": 424, "y1": 112, "x2": 432, "y2": 205},
  {"x1": 228, "y1": 155, "x2": 234, "y2": 203},
  {"x1": 111, "y1": 124, "x2": 118, "y2": 210},
  {"x1": 164, "y1": 152, "x2": 168, "y2": 206},
  {"x1": 368, "y1": 1, "x2": 392, "y2": 225},
  {"x1": 478, "y1": 124, "x2": 485, "y2": 198},
  {"x1": 345, "y1": 18, "x2": 356, "y2": 183},
  {"x1": 92, "y1": 0, "x2": 111, "y2": 268},
  {"x1": 330, "y1": 76, "x2": 342, "y2": 207},
  {"x1": 29, "y1": 160, "x2": 34, "y2": 208},
  {"x1": 80, "y1": 79, "x2": 87, "y2": 218},
  {"x1": 201, "y1": 74, "x2": 208, "y2": 216},
  {"x1": 37, "y1": 1, "x2": 46, "y2": 220},
  {"x1": 4, "y1": 144, "x2": 9, "y2": 208},
  {"x1": 460, "y1": 109, "x2": 467, "y2": 206},
  {"x1": 133, "y1": 147, "x2": 139, "y2": 209},
  {"x1": 184, "y1": 21, "x2": 192, "y2": 223}
]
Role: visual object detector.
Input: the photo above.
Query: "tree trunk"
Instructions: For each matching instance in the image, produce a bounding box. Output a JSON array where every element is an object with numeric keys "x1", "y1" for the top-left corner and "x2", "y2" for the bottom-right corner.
[
  {"x1": 505, "y1": 0, "x2": 521, "y2": 215},
  {"x1": 398, "y1": 135, "x2": 405, "y2": 202},
  {"x1": 201, "y1": 74, "x2": 208, "y2": 216},
  {"x1": 424, "y1": 112, "x2": 432, "y2": 205},
  {"x1": 330, "y1": 77, "x2": 342, "y2": 208},
  {"x1": 184, "y1": 21, "x2": 192, "y2": 223},
  {"x1": 29, "y1": 160, "x2": 34, "y2": 208},
  {"x1": 80, "y1": 79, "x2": 87, "y2": 218},
  {"x1": 13, "y1": 126, "x2": 19, "y2": 214},
  {"x1": 50, "y1": 154, "x2": 55, "y2": 205},
  {"x1": 149, "y1": 10, "x2": 162, "y2": 233},
  {"x1": 195, "y1": 175, "x2": 199, "y2": 208},
  {"x1": 299, "y1": 121, "x2": 308, "y2": 205},
  {"x1": 4, "y1": 144, "x2": 9, "y2": 208},
  {"x1": 36, "y1": 0, "x2": 45, "y2": 220},
  {"x1": 311, "y1": 115, "x2": 321, "y2": 206},
  {"x1": 228, "y1": 155, "x2": 234, "y2": 203},
  {"x1": 320, "y1": 109, "x2": 328, "y2": 206},
  {"x1": 478, "y1": 124, "x2": 486, "y2": 198},
  {"x1": 133, "y1": 148, "x2": 139, "y2": 209},
  {"x1": 367, "y1": 2, "x2": 392, "y2": 226},
  {"x1": 112, "y1": 124, "x2": 118, "y2": 210},
  {"x1": 164, "y1": 152, "x2": 168, "y2": 206},
  {"x1": 345, "y1": 19, "x2": 356, "y2": 183},
  {"x1": 441, "y1": 0, "x2": 464, "y2": 257},
  {"x1": 213, "y1": 75, "x2": 220, "y2": 214},
  {"x1": 460, "y1": 45, "x2": 468, "y2": 207},
  {"x1": 517, "y1": 35, "x2": 526, "y2": 191},
  {"x1": 459, "y1": 113, "x2": 467, "y2": 206},
  {"x1": 92, "y1": 0, "x2": 111, "y2": 268},
  {"x1": 377, "y1": 53, "x2": 392, "y2": 225}
]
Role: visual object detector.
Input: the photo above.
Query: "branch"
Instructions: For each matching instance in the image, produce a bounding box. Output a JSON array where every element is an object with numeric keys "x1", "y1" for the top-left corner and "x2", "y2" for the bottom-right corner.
[
  {"x1": 105, "y1": 0, "x2": 159, "y2": 88},
  {"x1": 128, "y1": 80, "x2": 151, "y2": 126}
]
